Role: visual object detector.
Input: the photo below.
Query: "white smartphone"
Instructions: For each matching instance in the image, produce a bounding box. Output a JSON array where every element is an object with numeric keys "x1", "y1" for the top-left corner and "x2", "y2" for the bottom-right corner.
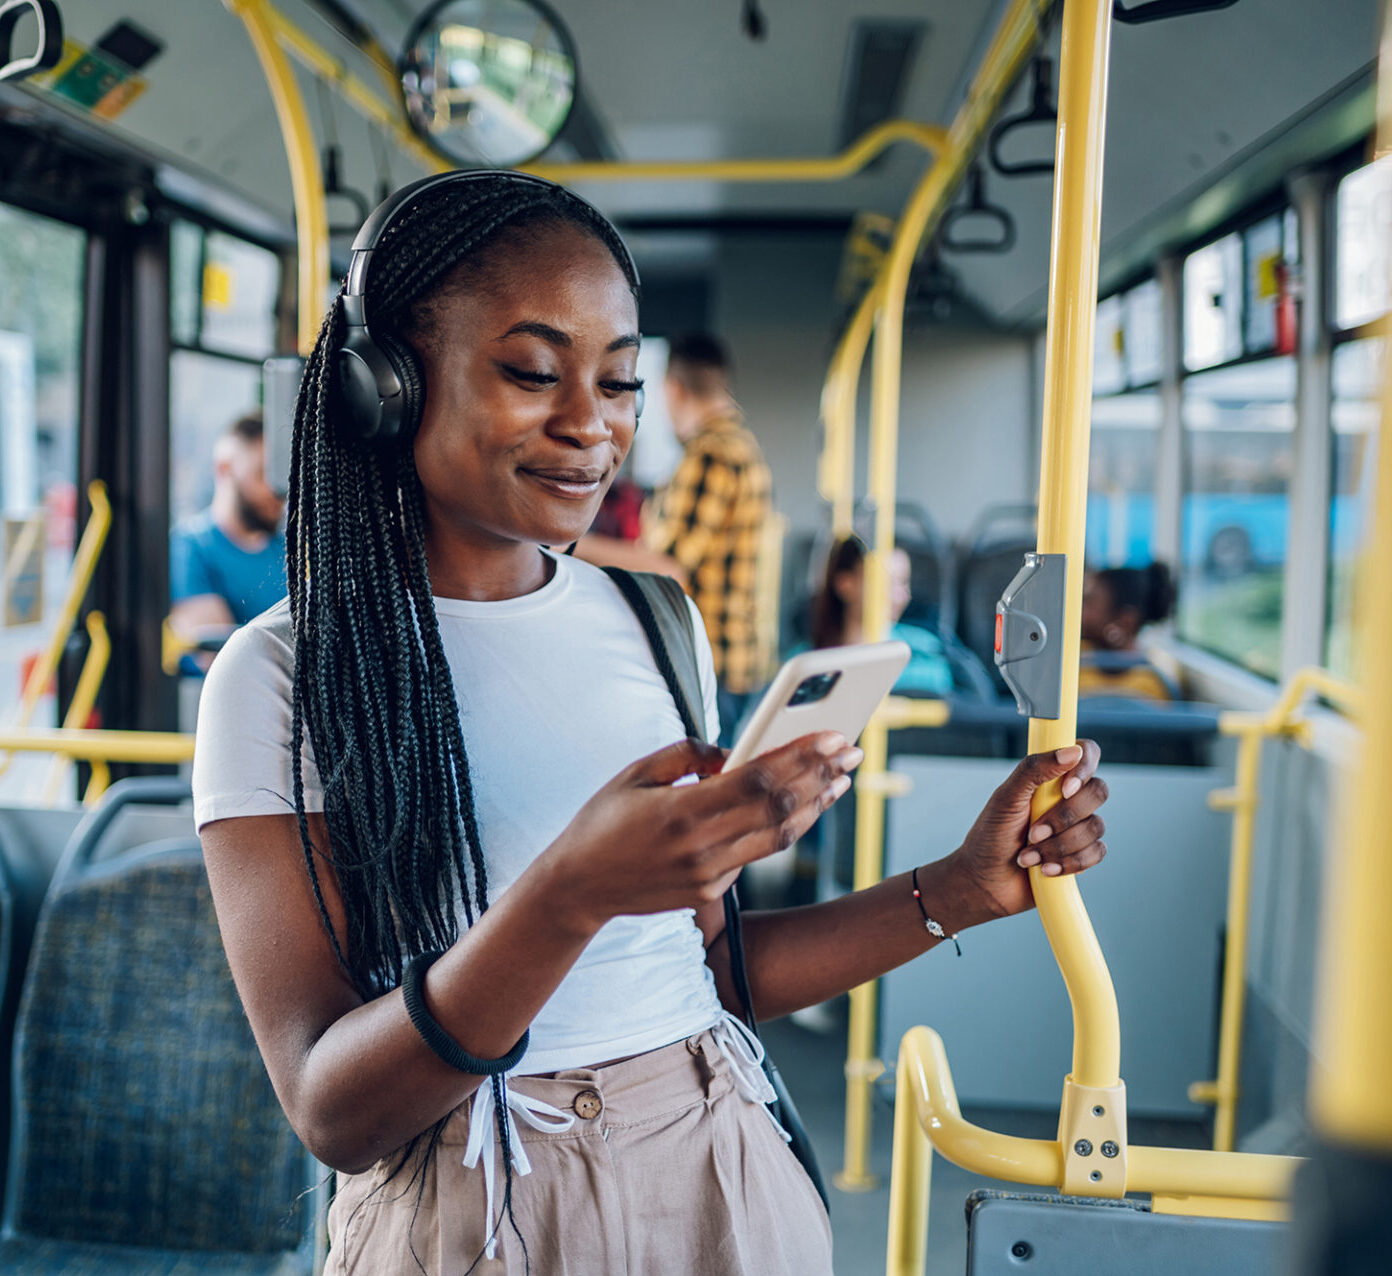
[{"x1": 723, "y1": 641, "x2": 911, "y2": 770}]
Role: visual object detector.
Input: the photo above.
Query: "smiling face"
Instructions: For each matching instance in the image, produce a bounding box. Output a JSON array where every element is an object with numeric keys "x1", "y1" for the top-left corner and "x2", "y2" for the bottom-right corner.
[{"x1": 407, "y1": 220, "x2": 641, "y2": 592}]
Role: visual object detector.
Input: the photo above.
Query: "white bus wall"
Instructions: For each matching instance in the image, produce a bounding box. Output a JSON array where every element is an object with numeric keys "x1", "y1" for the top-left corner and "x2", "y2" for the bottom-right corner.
[{"x1": 705, "y1": 233, "x2": 1035, "y2": 543}]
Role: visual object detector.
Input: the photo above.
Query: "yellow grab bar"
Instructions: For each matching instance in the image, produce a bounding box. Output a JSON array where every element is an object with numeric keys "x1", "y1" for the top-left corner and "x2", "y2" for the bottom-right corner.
[
  {"x1": 819, "y1": 281, "x2": 882, "y2": 536},
  {"x1": 1, "y1": 481, "x2": 112, "y2": 787},
  {"x1": 1305, "y1": 26, "x2": 1392, "y2": 1146},
  {"x1": 840, "y1": 0, "x2": 1054, "y2": 1191},
  {"x1": 1024, "y1": 0, "x2": 1119, "y2": 1104},
  {"x1": 0, "y1": 728, "x2": 194, "y2": 765},
  {"x1": 227, "y1": 0, "x2": 329, "y2": 357},
  {"x1": 1193, "y1": 666, "x2": 1359, "y2": 1151},
  {"x1": 528, "y1": 119, "x2": 947, "y2": 185},
  {"x1": 42, "y1": 610, "x2": 111, "y2": 806},
  {"x1": 887, "y1": 1026, "x2": 1300, "y2": 1274}
]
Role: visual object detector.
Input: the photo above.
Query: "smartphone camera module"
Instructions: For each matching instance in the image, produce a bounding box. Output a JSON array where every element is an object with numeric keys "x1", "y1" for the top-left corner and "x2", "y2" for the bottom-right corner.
[{"x1": 787, "y1": 670, "x2": 842, "y2": 707}]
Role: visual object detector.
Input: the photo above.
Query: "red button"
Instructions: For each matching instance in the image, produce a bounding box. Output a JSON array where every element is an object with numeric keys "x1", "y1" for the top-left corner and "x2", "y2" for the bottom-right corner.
[{"x1": 994, "y1": 612, "x2": 1003, "y2": 654}]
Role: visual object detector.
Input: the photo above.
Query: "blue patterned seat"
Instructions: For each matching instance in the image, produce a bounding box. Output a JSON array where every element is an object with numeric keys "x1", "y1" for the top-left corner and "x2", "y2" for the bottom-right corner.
[{"x1": 0, "y1": 779, "x2": 321, "y2": 1273}]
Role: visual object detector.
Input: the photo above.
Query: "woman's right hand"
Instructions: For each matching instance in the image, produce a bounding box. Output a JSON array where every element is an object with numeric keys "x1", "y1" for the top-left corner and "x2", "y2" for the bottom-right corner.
[{"x1": 545, "y1": 734, "x2": 861, "y2": 929}]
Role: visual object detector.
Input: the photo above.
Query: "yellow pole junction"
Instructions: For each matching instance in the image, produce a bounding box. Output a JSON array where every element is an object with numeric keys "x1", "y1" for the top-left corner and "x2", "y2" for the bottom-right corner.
[
  {"x1": 1195, "y1": 667, "x2": 1360, "y2": 1152},
  {"x1": 225, "y1": 0, "x2": 329, "y2": 356},
  {"x1": 1306, "y1": 8, "x2": 1392, "y2": 1151},
  {"x1": 838, "y1": 0, "x2": 1055, "y2": 1193}
]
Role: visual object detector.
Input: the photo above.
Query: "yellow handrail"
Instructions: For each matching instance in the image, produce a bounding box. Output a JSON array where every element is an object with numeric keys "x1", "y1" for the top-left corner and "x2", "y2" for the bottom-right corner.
[
  {"x1": 887, "y1": 1025, "x2": 1301, "y2": 1273},
  {"x1": 527, "y1": 120, "x2": 948, "y2": 185},
  {"x1": 1, "y1": 481, "x2": 112, "y2": 783},
  {"x1": 1022, "y1": 0, "x2": 1119, "y2": 1113},
  {"x1": 226, "y1": 0, "x2": 329, "y2": 358},
  {"x1": 41, "y1": 610, "x2": 112, "y2": 806},
  {"x1": 236, "y1": 5, "x2": 954, "y2": 198},
  {"x1": 839, "y1": 0, "x2": 1054, "y2": 1191},
  {"x1": 1193, "y1": 666, "x2": 1360, "y2": 1151},
  {"x1": 819, "y1": 281, "x2": 882, "y2": 537},
  {"x1": 0, "y1": 728, "x2": 194, "y2": 765},
  {"x1": 1305, "y1": 7, "x2": 1392, "y2": 1151}
]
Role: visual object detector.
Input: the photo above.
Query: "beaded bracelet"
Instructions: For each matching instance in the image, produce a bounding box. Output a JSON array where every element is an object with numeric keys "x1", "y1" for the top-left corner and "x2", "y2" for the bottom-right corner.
[
  {"x1": 911, "y1": 866, "x2": 961, "y2": 956},
  {"x1": 401, "y1": 950, "x2": 529, "y2": 1075}
]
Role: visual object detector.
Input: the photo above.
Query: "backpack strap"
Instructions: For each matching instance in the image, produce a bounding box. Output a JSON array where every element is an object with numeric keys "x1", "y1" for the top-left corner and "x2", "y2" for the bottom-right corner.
[
  {"x1": 602, "y1": 568, "x2": 759, "y2": 1025},
  {"x1": 602, "y1": 568, "x2": 706, "y2": 741},
  {"x1": 604, "y1": 566, "x2": 830, "y2": 1209}
]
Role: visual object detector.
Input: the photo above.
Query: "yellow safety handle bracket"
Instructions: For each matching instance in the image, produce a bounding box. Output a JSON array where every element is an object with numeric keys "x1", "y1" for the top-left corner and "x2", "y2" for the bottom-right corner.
[{"x1": 1058, "y1": 1075, "x2": 1128, "y2": 1197}]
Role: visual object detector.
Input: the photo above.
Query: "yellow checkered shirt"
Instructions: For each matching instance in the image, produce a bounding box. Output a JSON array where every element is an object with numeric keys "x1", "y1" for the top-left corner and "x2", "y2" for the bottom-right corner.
[{"x1": 644, "y1": 416, "x2": 773, "y2": 695}]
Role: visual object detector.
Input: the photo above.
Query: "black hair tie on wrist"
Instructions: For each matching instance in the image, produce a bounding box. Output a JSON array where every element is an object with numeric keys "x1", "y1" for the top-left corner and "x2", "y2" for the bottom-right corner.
[{"x1": 401, "y1": 950, "x2": 529, "y2": 1075}]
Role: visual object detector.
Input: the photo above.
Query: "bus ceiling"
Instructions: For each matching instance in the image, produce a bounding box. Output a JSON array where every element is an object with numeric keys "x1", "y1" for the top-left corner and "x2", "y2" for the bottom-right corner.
[{"x1": 0, "y1": 0, "x2": 1379, "y2": 328}]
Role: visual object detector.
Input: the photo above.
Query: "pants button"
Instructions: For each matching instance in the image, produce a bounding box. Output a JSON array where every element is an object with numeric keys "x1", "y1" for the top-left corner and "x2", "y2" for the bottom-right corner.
[{"x1": 573, "y1": 1088, "x2": 602, "y2": 1120}]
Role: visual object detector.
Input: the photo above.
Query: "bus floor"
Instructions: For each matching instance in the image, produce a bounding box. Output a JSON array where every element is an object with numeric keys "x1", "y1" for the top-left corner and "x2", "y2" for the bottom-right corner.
[{"x1": 763, "y1": 1005, "x2": 1212, "y2": 1275}]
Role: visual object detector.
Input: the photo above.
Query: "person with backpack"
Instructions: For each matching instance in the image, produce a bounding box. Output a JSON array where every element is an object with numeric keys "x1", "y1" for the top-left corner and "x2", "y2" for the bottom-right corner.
[{"x1": 192, "y1": 171, "x2": 1109, "y2": 1275}]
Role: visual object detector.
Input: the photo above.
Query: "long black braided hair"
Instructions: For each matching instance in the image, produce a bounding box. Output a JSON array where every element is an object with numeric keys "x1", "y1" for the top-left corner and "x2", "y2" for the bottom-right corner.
[{"x1": 284, "y1": 173, "x2": 640, "y2": 1266}]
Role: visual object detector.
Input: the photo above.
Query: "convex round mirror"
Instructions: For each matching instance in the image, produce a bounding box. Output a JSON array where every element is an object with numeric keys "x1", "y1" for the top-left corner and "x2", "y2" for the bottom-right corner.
[{"x1": 400, "y1": 0, "x2": 578, "y2": 167}]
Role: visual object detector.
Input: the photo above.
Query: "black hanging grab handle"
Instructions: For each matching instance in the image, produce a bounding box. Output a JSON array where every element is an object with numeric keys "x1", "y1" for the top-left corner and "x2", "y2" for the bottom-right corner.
[
  {"x1": 322, "y1": 144, "x2": 371, "y2": 235},
  {"x1": 1113, "y1": 0, "x2": 1238, "y2": 24},
  {"x1": 989, "y1": 56, "x2": 1057, "y2": 178},
  {"x1": 940, "y1": 165, "x2": 1016, "y2": 254},
  {"x1": 0, "y1": 0, "x2": 63, "y2": 85}
]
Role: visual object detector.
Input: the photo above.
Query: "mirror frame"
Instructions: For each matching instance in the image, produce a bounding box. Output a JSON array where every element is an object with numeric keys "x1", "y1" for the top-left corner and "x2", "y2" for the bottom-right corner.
[{"x1": 398, "y1": 0, "x2": 582, "y2": 168}]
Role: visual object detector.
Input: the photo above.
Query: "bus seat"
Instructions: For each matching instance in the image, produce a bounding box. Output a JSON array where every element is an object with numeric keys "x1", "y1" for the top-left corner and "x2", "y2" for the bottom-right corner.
[
  {"x1": 0, "y1": 793, "x2": 320, "y2": 1271},
  {"x1": 1080, "y1": 647, "x2": 1184, "y2": 702},
  {"x1": 965, "y1": 1189, "x2": 1285, "y2": 1274}
]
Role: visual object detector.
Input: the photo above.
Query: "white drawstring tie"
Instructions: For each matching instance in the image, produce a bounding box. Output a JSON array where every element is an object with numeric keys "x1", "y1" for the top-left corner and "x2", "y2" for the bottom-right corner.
[
  {"x1": 709, "y1": 1011, "x2": 791, "y2": 1142},
  {"x1": 463, "y1": 1079, "x2": 575, "y2": 1259}
]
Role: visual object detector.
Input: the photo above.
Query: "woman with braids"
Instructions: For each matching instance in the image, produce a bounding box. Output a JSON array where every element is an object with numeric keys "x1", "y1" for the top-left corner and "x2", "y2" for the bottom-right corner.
[{"x1": 193, "y1": 171, "x2": 1110, "y2": 1276}]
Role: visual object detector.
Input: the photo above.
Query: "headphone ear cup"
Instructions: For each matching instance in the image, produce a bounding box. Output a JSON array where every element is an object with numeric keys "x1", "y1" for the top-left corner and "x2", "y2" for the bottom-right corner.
[{"x1": 374, "y1": 331, "x2": 426, "y2": 443}]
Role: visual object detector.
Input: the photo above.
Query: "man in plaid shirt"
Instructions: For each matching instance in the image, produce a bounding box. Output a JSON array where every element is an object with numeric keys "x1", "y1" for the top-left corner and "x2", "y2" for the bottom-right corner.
[{"x1": 644, "y1": 334, "x2": 773, "y2": 743}]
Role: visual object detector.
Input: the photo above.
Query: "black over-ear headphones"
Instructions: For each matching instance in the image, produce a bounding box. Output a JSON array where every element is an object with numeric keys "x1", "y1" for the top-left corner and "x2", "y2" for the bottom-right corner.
[{"x1": 335, "y1": 169, "x2": 643, "y2": 444}]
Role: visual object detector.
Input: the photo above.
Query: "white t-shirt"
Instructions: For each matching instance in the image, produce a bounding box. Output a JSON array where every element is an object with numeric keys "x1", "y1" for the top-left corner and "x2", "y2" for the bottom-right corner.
[{"x1": 192, "y1": 551, "x2": 727, "y2": 1074}]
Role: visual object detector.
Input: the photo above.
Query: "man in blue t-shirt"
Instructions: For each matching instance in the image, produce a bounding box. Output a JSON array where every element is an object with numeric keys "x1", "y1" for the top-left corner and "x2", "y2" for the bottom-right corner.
[{"x1": 169, "y1": 412, "x2": 286, "y2": 658}]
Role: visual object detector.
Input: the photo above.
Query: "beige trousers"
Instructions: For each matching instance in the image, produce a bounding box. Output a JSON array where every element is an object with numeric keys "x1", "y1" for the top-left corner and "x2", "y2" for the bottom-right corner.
[{"x1": 325, "y1": 1029, "x2": 834, "y2": 1276}]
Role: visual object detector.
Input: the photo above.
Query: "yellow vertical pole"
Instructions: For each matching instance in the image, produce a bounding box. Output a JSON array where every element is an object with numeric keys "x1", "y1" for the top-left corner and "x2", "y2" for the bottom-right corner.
[
  {"x1": 1193, "y1": 723, "x2": 1263, "y2": 1151},
  {"x1": 41, "y1": 610, "x2": 111, "y2": 805},
  {"x1": 1212, "y1": 726, "x2": 1261, "y2": 1150},
  {"x1": 820, "y1": 283, "x2": 881, "y2": 536},
  {"x1": 838, "y1": 0, "x2": 1052, "y2": 1189},
  {"x1": 10, "y1": 481, "x2": 111, "y2": 731},
  {"x1": 1025, "y1": 0, "x2": 1121, "y2": 1092},
  {"x1": 886, "y1": 1043, "x2": 933, "y2": 1276},
  {"x1": 1305, "y1": 48, "x2": 1392, "y2": 1161},
  {"x1": 226, "y1": 0, "x2": 329, "y2": 357}
]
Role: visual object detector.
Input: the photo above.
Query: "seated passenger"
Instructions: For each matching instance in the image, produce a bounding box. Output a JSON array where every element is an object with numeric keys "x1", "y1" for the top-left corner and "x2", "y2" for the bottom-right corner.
[
  {"x1": 1078, "y1": 562, "x2": 1179, "y2": 702},
  {"x1": 194, "y1": 172, "x2": 1110, "y2": 1276},
  {"x1": 169, "y1": 412, "x2": 287, "y2": 657},
  {"x1": 809, "y1": 535, "x2": 954, "y2": 696}
]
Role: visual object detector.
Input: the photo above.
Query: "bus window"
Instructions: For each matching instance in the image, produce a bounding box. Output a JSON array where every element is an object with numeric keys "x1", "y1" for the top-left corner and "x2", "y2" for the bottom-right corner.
[
  {"x1": 1177, "y1": 356, "x2": 1296, "y2": 679},
  {"x1": 1327, "y1": 337, "x2": 1382, "y2": 678},
  {"x1": 1087, "y1": 389, "x2": 1162, "y2": 567},
  {"x1": 0, "y1": 202, "x2": 86, "y2": 801},
  {"x1": 168, "y1": 222, "x2": 281, "y2": 533},
  {"x1": 1334, "y1": 155, "x2": 1392, "y2": 332}
]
